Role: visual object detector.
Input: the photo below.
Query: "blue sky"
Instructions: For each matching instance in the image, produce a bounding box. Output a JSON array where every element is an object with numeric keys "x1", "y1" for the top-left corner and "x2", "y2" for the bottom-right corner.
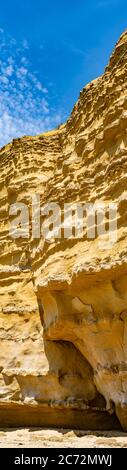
[{"x1": 0, "y1": 0, "x2": 127, "y2": 147}]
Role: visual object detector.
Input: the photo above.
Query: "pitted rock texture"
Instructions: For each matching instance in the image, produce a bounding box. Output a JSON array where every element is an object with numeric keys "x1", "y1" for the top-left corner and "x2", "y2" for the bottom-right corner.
[{"x1": 0, "y1": 31, "x2": 127, "y2": 429}]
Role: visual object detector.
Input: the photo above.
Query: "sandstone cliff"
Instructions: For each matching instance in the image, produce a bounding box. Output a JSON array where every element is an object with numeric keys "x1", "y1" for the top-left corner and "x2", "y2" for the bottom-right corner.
[{"x1": 0, "y1": 31, "x2": 127, "y2": 430}]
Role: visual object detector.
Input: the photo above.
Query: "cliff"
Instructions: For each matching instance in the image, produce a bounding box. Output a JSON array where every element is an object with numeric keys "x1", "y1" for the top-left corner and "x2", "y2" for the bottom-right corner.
[{"x1": 0, "y1": 31, "x2": 127, "y2": 430}]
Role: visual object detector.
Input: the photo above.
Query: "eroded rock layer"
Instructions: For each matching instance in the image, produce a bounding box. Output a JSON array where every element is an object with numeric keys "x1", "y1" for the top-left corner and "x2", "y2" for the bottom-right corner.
[{"x1": 0, "y1": 31, "x2": 127, "y2": 429}]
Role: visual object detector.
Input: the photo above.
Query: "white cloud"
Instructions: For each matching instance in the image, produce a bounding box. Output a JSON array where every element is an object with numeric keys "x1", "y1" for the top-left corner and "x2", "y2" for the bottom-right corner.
[
  {"x1": 0, "y1": 29, "x2": 64, "y2": 148},
  {"x1": 5, "y1": 64, "x2": 14, "y2": 76}
]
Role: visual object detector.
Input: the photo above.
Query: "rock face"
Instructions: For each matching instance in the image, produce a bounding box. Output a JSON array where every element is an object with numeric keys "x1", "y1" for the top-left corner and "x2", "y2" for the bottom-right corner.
[{"x1": 0, "y1": 31, "x2": 127, "y2": 430}]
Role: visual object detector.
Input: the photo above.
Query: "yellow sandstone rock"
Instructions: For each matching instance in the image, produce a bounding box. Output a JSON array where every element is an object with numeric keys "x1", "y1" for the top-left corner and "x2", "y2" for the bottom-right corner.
[{"x1": 0, "y1": 31, "x2": 127, "y2": 429}]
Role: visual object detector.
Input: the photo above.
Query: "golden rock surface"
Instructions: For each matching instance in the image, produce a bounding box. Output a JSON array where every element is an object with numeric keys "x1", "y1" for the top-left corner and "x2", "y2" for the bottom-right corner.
[{"x1": 0, "y1": 31, "x2": 127, "y2": 429}]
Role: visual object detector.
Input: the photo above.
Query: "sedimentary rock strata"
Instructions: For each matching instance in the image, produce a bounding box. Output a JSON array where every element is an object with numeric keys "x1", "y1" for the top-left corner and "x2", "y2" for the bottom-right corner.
[{"x1": 0, "y1": 31, "x2": 127, "y2": 429}]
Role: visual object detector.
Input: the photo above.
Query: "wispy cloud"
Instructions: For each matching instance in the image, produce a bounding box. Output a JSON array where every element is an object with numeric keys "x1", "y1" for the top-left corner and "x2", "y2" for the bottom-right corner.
[
  {"x1": 0, "y1": 29, "x2": 64, "y2": 148},
  {"x1": 63, "y1": 41, "x2": 87, "y2": 58},
  {"x1": 68, "y1": 46, "x2": 86, "y2": 57},
  {"x1": 96, "y1": 0, "x2": 119, "y2": 6}
]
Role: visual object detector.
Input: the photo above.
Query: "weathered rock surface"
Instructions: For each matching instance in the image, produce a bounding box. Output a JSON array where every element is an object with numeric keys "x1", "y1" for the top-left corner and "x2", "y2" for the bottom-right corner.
[{"x1": 0, "y1": 31, "x2": 127, "y2": 429}]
